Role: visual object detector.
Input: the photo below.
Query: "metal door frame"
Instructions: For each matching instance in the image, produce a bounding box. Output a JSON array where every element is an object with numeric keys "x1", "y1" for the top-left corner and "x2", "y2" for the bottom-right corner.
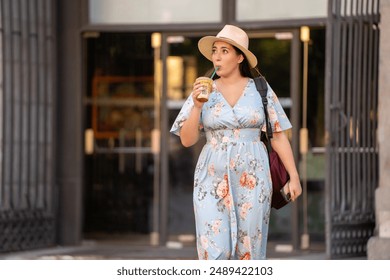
[{"x1": 0, "y1": 0, "x2": 57, "y2": 252}]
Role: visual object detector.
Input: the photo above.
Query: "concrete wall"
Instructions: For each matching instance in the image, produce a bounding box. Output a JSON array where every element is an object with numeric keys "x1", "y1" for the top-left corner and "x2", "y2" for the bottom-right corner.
[{"x1": 367, "y1": 0, "x2": 390, "y2": 259}]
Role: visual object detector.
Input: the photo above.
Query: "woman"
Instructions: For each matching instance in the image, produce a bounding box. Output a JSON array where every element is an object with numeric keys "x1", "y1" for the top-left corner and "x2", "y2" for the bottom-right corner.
[{"x1": 170, "y1": 25, "x2": 302, "y2": 260}]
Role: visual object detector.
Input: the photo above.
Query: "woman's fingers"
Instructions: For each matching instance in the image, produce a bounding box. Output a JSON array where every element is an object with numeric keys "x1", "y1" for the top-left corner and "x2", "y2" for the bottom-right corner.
[
  {"x1": 192, "y1": 83, "x2": 205, "y2": 100},
  {"x1": 288, "y1": 181, "x2": 302, "y2": 202}
]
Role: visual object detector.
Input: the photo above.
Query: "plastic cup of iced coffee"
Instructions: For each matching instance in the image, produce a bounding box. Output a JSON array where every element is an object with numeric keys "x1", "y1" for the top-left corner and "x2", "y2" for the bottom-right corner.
[{"x1": 195, "y1": 77, "x2": 213, "y2": 102}]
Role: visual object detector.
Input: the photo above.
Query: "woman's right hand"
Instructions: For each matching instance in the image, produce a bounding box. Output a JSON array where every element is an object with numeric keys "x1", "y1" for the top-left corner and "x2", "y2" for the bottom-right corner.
[{"x1": 192, "y1": 81, "x2": 206, "y2": 108}]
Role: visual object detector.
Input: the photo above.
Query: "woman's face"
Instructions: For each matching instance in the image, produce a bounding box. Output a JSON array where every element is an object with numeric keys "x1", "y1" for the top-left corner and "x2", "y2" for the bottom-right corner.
[{"x1": 211, "y1": 41, "x2": 243, "y2": 77}]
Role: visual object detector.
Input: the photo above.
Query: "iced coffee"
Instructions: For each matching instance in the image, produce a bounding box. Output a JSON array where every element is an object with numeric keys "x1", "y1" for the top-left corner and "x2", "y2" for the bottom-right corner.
[{"x1": 195, "y1": 77, "x2": 213, "y2": 102}]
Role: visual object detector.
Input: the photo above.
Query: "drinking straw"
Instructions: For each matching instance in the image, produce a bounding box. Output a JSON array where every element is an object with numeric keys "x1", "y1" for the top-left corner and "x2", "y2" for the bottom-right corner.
[{"x1": 210, "y1": 67, "x2": 219, "y2": 79}]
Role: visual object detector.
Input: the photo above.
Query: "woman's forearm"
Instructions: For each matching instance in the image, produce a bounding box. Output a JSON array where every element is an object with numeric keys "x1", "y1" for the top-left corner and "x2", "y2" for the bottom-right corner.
[
  {"x1": 180, "y1": 105, "x2": 202, "y2": 147},
  {"x1": 270, "y1": 131, "x2": 302, "y2": 200},
  {"x1": 270, "y1": 131, "x2": 299, "y2": 179}
]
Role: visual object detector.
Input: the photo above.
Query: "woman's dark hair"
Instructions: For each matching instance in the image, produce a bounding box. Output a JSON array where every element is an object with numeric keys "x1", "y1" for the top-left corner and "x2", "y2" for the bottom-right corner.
[
  {"x1": 233, "y1": 46, "x2": 261, "y2": 79},
  {"x1": 205, "y1": 45, "x2": 262, "y2": 79}
]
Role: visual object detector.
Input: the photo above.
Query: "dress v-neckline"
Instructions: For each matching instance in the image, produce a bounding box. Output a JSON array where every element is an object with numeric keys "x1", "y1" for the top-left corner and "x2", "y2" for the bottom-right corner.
[{"x1": 216, "y1": 78, "x2": 250, "y2": 109}]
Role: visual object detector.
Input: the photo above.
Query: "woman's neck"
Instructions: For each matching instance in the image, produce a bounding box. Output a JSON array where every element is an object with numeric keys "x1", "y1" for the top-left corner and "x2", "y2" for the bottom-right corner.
[{"x1": 219, "y1": 71, "x2": 245, "y2": 85}]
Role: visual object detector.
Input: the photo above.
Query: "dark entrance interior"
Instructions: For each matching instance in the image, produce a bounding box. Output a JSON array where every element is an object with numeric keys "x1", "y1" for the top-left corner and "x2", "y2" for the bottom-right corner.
[
  {"x1": 83, "y1": 33, "x2": 155, "y2": 235},
  {"x1": 81, "y1": 29, "x2": 326, "y2": 247}
]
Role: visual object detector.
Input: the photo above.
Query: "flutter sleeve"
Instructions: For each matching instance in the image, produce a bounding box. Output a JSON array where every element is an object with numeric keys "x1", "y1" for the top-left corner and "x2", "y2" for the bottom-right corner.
[
  {"x1": 262, "y1": 83, "x2": 292, "y2": 133},
  {"x1": 170, "y1": 94, "x2": 203, "y2": 136}
]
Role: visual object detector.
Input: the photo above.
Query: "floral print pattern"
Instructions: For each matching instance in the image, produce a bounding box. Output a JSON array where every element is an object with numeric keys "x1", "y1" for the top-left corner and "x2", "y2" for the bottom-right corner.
[{"x1": 170, "y1": 78, "x2": 291, "y2": 260}]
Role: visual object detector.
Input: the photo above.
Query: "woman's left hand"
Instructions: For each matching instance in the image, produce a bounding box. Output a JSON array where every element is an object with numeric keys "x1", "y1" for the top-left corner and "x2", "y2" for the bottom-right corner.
[{"x1": 288, "y1": 175, "x2": 302, "y2": 202}]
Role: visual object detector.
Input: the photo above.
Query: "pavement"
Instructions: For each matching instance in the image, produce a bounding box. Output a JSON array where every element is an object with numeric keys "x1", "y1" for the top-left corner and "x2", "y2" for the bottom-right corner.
[{"x1": 0, "y1": 234, "x2": 330, "y2": 260}]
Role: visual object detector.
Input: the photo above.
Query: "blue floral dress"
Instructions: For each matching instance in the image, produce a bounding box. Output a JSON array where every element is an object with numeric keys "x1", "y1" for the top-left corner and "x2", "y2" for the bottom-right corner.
[{"x1": 170, "y1": 78, "x2": 292, "y2": 260}]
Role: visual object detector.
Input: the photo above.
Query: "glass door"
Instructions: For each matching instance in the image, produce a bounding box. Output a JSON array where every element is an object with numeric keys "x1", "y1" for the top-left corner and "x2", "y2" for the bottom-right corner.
[
  {"x1": 83, "y1": 33, "x2": 156, "y2": 237},
  {"x1": 166, "y1": 34, "x2": 210, "y2": 238}
]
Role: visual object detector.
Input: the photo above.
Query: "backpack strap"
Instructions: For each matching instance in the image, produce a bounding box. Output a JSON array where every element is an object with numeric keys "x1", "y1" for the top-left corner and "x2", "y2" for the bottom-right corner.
[{"x1": 254, "y1": 76, "x2": 273, "y2": 152}]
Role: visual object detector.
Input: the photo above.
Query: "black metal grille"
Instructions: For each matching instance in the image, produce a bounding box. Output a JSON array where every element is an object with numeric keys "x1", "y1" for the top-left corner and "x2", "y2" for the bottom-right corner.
[
  {"x1": 0, "y1": 210, "x2": 55, "y2": 252},
  {"x1": 325, "y1": 0, "x2": 380, "y2": 258},
  {"x1": 0, "y1": 0, "x2": 56, "y2": 252}
]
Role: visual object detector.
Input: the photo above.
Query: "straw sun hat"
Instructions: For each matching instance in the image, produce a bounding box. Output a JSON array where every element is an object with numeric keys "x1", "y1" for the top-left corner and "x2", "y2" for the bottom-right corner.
[{"x1": 198, "y1": 25, "x2": 258, "y2": 68}]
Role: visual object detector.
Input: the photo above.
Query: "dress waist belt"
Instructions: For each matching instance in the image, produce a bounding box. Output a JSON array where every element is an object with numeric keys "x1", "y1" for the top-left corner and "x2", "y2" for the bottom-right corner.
[{"x1": 205, "y1": 128, "x2": 260, "y2": 144}]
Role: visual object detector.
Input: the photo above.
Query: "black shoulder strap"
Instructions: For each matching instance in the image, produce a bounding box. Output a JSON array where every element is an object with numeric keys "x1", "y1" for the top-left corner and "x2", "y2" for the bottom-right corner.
[{"x1": 254, "y1": 76, "x2": 273, "y2": 150}]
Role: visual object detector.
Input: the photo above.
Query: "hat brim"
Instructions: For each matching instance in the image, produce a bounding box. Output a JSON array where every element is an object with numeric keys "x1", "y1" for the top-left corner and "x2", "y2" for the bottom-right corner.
[{"x1": 198, "y1": 36, "x2": 258, "y2": 68}]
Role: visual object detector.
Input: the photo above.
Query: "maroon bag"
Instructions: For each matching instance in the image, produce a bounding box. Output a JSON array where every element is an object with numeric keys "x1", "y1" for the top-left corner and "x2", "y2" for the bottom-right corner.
[
  {"x1": 269, "y1": 149, "x2": 291, "y2": 209},
  {"x1": 255, "y1": 77, "x2": 291, "y2": 209}
]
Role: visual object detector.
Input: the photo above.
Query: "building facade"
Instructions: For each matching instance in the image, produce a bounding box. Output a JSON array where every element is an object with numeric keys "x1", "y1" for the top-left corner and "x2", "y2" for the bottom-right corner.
[
  {"x1": 0, "y1": 0, "x2": 386, "y2": 259},
  {"x1": 367, "y1": 0, "x2": 390, "y2": 259}
]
